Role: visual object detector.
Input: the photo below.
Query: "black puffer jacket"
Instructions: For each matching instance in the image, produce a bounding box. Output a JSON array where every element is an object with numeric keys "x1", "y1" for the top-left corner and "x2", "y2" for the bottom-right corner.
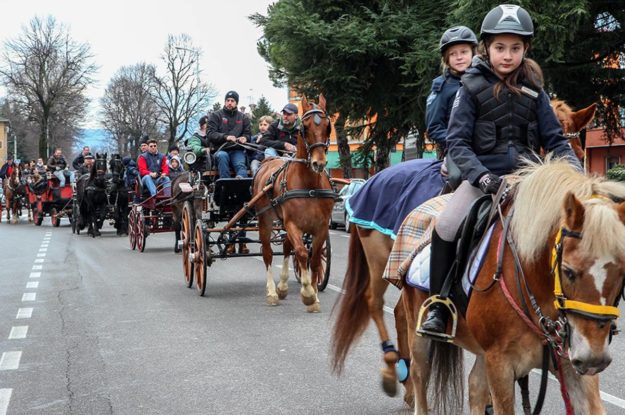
[{"x1": 207, "y1": 108, "x2": 251, "y2": 151}]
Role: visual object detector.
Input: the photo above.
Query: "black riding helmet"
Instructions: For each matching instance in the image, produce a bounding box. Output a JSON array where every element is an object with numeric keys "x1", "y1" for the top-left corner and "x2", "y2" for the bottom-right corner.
[
  {"x1": 439, "y1": 26, "x2": 478, "y2": 53},
  {"x1": 480, "y1": 4, "x2": 534, "y2": 38}
]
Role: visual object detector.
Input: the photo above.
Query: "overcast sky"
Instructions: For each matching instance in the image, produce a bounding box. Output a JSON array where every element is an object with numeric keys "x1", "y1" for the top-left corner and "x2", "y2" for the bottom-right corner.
[{"x1": 0, "y1": 0, "x2": 287, "y2": 128}]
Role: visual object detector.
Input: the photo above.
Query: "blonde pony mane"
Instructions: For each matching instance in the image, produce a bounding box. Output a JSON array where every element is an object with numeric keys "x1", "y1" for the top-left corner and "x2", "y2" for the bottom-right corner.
[{"x1": 510, "y1": 157, "x2": 625, "y2": 262}]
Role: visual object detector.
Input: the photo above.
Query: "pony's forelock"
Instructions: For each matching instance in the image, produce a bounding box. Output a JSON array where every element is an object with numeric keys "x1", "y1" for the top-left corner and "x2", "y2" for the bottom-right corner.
[{"x1": 510, "y1": 157, "x2": 625, "y2": 262}]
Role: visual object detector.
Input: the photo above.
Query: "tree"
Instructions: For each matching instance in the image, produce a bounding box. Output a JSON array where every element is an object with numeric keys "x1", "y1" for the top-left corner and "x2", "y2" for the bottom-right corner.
[
  {"x1": 211, "y1": 101, "x2": 222, "y2": 113},
  {"x1": 250, "y1": 96, "x2": 275, "y2": 134},
  {"x1": 100, "y1": 63, "x2": 161, "y2": 157},
  {"x1": 151, "y1": 34, "x2": 217, "y2": 147},
  {"x1": 251, "y1": 1, "x2": 447, "y2": 173},
  {"x1": 0, "y1": 16, "x2": 97, "y2": 157}
]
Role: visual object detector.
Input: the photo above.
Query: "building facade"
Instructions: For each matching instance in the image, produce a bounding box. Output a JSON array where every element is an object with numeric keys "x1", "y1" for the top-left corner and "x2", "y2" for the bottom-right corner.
[
  {"x1": 0, "y1": 118, "x2": 9, "y2": 164},
  {"x1": 585, "y1": 128, "x2": 625, "y2": 176}
]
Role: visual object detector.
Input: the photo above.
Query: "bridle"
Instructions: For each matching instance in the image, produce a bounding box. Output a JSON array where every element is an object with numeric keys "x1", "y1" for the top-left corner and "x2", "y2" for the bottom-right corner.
[{"x1": 296, "y1": 105, "x2": 332, "y2": 164}]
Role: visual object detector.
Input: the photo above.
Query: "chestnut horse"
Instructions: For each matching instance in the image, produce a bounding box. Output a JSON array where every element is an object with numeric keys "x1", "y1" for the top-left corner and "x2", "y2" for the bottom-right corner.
[
  {"x1": 399, "y1": 160, "x2": 625, "y2": 414},
  {"x1": 331, "y1": 101, "x2": 598, "y2": 409},
  {"x1": 2, "y1": 167, "x2": 25, "y2": 224},
  {"x1": 252, "y1": 94, "x2": 335, "y2": 313}
]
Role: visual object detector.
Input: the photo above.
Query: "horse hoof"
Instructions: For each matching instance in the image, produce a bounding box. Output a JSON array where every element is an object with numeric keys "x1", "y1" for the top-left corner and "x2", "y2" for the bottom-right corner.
[
  {"x1": 306, "y1": 303, "x2": 320, "y2": 313},
  {"x1": 381, "y1": 370, "x2": 398, "y2": 397},
  {"x1": 266, "y1": 294, "x2": 279, "y2": 306},
  {"x1": 276, "y1": 287, "x2": 288, "y2": 300},
  {"x1": 301, "y1": 293, "x2": 316, "y2": 306}
]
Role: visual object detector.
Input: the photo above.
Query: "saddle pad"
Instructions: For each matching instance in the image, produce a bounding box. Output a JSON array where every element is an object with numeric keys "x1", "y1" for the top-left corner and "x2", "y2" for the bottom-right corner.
[
  {"x1": 346, "y1": 159, "x2": 445, "y2": 239},
  {"x1": 406, "y1": 224, "x2": 495, "y2": 299}
]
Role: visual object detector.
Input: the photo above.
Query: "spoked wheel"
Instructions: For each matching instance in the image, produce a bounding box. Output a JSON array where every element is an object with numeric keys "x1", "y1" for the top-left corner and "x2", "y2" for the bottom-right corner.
[
  {"x1": 293, "y1": 235, "x2": 332, "y2": 291},
  {"x1": 51, "y1": 208, "x2": 60, "y2": 227},
  {"x1": 137, "y1": 210, "x2": 146, "y2": 252},
  {"x1": 193, "y1": 221, "x2": 208, "y2": 296},
  {"x1": 182, "y1": 201, "x2": 195, "y2": 288},
  {"x1": 128, "y1": 208, "x2": 137, "y2": 250}
]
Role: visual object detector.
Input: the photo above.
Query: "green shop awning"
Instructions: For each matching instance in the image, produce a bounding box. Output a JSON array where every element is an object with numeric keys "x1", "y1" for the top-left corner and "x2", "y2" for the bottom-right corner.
[{"x1": 326, "y1": 150, "x2": 436, "y2": 169}]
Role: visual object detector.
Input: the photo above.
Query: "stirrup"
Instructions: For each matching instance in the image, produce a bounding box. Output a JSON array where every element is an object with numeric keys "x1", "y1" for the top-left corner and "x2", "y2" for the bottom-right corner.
[{"x1": 416, "y1": 295, "x2": 458, "y2": 342}]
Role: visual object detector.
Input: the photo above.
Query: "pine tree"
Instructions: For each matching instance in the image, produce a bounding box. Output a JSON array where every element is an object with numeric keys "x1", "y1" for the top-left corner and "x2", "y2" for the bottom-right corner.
[{"x1": 250, "y1": 96, "x2": 275, "y2": 134}]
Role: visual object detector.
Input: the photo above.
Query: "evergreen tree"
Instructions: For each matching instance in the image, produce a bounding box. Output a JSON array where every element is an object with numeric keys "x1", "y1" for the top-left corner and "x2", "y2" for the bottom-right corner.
[{"x1": 250, "y1": 96, "x2": 275, "y2": 134}]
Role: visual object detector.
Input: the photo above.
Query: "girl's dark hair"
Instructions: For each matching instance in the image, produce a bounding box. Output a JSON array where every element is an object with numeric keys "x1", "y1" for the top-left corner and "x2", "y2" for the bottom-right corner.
[
  {"x1": 479, "y1": 36, "x2": 544, "y2": 98},
  {"x1": 199, "y1": 115, "x2": 209, "y2": 127}
]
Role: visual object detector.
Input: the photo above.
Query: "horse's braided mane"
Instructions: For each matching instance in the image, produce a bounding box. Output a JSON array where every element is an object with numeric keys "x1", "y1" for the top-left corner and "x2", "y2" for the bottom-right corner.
[{"x1": 510, "y1": 157, "x2": 625, "y2": 263}]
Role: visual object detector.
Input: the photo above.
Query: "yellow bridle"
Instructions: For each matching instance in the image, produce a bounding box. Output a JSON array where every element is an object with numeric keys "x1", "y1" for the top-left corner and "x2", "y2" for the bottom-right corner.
[{"x1": 551, "y1": 227, "x2": 621, "y2": 320}]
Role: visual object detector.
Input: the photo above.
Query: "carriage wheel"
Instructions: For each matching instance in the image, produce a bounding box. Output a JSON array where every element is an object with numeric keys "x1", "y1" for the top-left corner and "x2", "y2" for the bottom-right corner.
[
  {"x1": 51, "y1": 208, "x2": 61, "y2": 227},
  {"x1": 293, "y1": 235, "x2": 331, "y2": 291},
  {"x1": 182, "y1": 202, "x2": 195, "y2": 288},
  {"x1": 194, "y1": 221, "x2": 208, "y2": 296},
  {"x1": 33, "y1": 208, "x2": 43, "y2": 226},
  {"x1": 137, "y1": 211, "x2": 147, "y2": 252},
  {"x1": 128, "y1": 208, "x2": 137, "y2": 250}
]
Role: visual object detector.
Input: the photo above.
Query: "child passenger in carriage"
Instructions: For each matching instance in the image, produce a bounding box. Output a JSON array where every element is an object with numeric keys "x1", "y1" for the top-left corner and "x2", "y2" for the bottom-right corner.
[
  {"x1": 168, "y1": 156, "x2": 184, "y2": 181},
  {"x1": 419, "y1": 4, "x2": 583, "y2": 337},
  {"x1": 248, "y1": 115, "x2": 273, "y2": 175}
]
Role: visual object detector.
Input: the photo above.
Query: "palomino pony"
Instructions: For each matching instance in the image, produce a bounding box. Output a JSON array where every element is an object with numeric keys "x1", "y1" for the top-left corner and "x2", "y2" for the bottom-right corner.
[
  {"x1": 330, "y1": 101, "x2": 598, "y2": 408},
  {"x1": 2, "y1": 167, "x2": 25, "y2": 224},
  {"x1": 399, "y1": 160, "x2": 625, "y2": 414},
  {"x1": 252, "y1": 94, "x2": 335, "y2": 313}
]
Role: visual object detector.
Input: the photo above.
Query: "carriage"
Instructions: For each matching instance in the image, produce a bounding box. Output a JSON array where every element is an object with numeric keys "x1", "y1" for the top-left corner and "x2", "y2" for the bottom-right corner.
[
  {"x1": 175, "y1": 168, "x2": 333, "y2": 297},
  {"x1": 24, "y1": 171, "x2": 74, "y2": 227}
]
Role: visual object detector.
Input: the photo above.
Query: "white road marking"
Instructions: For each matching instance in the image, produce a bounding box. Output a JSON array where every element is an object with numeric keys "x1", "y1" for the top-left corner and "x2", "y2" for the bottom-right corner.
[
  {"x1": 0, "y1": 389, "x2": 12, "y2": 415},
  {"x1": 8, "y1": 326, "x2": 28, "y2": 340},
  {"x1": 26, "y1": 282, "x2": 39, "y2": 289},
  {"x1": 21, "y1": 293, "x2": 36, "y2": 302},
  {"x1": 31, "y1": 265, "x2": 42, "y2": 270},
  {"x1": 36, "y1": 253, "x2": 46, "y2": 257},
  {"x1": 38, "y1": 248, "x2": 47, "y2": 252},
  {"x1": 16, "y1": 308, "x2": 33, "y2": 319},
  {"x1": 0, "y1": 352, "x2": 22, "y2": 370},
  {"x1": 29, "y1": 272, "x2": 41, "y2": 279},
  {"x1": 34, "y1": 259, "x2": 44, "y2": 263}
]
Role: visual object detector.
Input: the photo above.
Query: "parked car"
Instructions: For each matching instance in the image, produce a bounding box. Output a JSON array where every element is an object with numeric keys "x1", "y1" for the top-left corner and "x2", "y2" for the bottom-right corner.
[{"x1": 330, "y1": 178, "x2": 366, "y2": 232}]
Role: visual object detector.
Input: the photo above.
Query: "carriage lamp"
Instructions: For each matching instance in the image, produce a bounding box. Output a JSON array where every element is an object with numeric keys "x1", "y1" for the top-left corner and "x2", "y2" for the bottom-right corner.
[{"x1": 183, "y1": 151, "x2": 197, "y2": 165}]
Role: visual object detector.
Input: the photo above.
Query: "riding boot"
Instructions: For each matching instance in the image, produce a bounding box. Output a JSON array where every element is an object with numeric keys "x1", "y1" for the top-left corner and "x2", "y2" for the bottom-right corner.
[
  {"x1": 226, "y1": 244, "x2": 236, "y2": 255},
  {"x1": 238, "y1": 243, "x2": 249, "y2": 254},
  {"x1": 420, "y1": 229, "x2": 457, "y2": 334}
]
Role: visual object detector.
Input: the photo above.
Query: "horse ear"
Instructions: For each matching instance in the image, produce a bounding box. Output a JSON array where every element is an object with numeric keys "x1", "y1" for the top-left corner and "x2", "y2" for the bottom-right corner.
[
  {"x1": 301, "y1": 95, "x2": 309, "y2": 111},
  {"x1": 571, "y1": 103, "x2": 597, "y2": 132},
  {"x1": 318, "y1": 94, "x2": 327, "y2": 111},
  {"x1": 563, "y1": 191, "x2": 585, "y2": 231}
]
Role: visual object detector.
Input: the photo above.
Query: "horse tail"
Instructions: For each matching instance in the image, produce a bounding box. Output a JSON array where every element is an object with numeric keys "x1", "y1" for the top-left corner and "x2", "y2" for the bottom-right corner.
[
  {"x1": 331, "y1": 228, "x2": 371, "y2": 375},
  {"x1": 430, "y1": 341, "x2": 464, "y2": 414}
]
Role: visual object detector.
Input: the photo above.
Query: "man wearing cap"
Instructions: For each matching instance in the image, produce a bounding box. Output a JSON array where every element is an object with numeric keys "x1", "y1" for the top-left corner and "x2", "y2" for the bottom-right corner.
[
  {"x1": 47, "y1": 147, "x2": 75, "y2": 188},
  {"x1": 262, "y1": 103, "x2": 300, "y2": 157},
  {"x1": 77, "y1": 153, "x2": 95, "y2": 176},
  {"x1": 138, "y1": 135, "x2": 149, "y2": 156},
  {"x1": 72, "y1": 146, "x2": 91, "y2": 170},
  {"x1": 0, "y1": 155, "x2": 16, "y2": 180},
  {"x1": 207, "y1": 90, "x2": 251, "y2": 178},
  {"x1": 137, "y1": 138, "x2": 170, "y2": 197}
]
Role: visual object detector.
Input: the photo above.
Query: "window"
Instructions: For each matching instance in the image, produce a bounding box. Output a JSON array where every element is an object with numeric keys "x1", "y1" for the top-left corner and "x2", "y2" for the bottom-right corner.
[{"x1": 606, "y1": 155, "x2": 621, "y2": 171}]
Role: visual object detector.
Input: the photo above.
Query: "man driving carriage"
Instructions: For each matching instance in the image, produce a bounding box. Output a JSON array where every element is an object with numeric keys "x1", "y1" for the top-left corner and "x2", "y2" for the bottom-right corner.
[
  {"x1": 261, "y1": 103, "x2": 300, "y2": 157},
  {"x1": 208, "y1": 90, "x2": 252, "y2": 178},
  {"x1": 77, "y1": 154, "x2": 94, "y2": 176},
  {"x1": 47, "y1": 148, "x2": 75, "y2": 188},
  {"x1": 72, "y1": 146, "x2": 91, "y2": 170},
  {"x1": 137, "y1": 138, "x2": 171, "y2": 197},
  {"x1": 0, "y1": 155, "x2": 15, "y2": 180}
]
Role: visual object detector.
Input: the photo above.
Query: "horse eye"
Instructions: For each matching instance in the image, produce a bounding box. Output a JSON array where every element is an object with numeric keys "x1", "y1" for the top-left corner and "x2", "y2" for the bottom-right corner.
[{"x1": 562, "y1": 266, "x2": 577, "y2": 281}]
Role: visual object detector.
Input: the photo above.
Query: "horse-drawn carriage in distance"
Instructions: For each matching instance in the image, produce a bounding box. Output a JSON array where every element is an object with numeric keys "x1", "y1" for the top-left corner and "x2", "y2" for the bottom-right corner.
[{"x1": 24, "y1": 169, "x2": 74, "y2": 227}]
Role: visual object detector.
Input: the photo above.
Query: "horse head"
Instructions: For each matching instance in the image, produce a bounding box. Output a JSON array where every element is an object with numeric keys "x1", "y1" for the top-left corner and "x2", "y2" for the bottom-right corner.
[
  {"x1": 511, "y1": 161, "x2": 625, "y2": 377},
  {"x1": 551, "y1": 99, "x2": 596, "y2": 162},
  {"x1": 299, "y1": 94, "x2": 332, "y2": 174},
  {"x1": 109, "y1": 154, "x2": 125, "y2": 182}
]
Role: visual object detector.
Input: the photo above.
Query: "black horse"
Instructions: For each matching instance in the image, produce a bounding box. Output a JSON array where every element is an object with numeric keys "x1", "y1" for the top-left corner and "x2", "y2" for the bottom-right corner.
[
  {"x1": 78, "y1": 153, "x2": 109, "y2": 237},
  {"x1": 109, "y1": 154, "x2": 129, "y2": 236}
]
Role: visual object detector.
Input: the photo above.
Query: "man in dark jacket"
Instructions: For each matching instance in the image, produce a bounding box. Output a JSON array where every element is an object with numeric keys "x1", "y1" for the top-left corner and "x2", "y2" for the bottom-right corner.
[
  {"x1": 0, "y1": 155, "x2": 15, "y2": 180},
  {"x1": 72, "y1": 146, "x2": 91, "y2": 170},
  {"x1": 77, "y1": 153, "x2": 94, "y2": 176},
  {"x1": 47, "y1": 148, "x2": 75, "y2": 187},
  {"x1": 262, "y1": 103, "x2": 300, "y2": 157},
  {"x1": 207, "y1": 90, "x2": 251, "y2": 178}
]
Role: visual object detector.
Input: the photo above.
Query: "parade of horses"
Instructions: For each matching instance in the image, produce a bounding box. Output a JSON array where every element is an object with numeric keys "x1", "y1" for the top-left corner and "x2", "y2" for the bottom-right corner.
[{"x1": 1, "y1": 2, "x2": 624, "y2": 415}]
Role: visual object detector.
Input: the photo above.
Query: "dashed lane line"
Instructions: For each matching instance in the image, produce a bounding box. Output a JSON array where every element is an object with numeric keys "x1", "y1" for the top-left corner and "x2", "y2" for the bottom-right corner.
[
  {"x1": 16, "y1": 308, "x2": 33, "y2": 319},
  {"x1": 0, "y1": 352, "x2": 21, "y2": 370},
  {"x1": 8, "y1": 326, "x2": 28, "y2": 340},
  {"x1": 0, "y1": 389, "x2": 12, "y2": 415},
  {"x1": 29, "y1": 272, "x2": 40, "y2": 279},
  {"x1": 34, "y1": 259, "x2": 44, "y2": 263},
  {"x1": 31, "y1": 265, "x2": 42, "y2": 270},
  {"x1": 21, "y1": 293, "x2": 36, "y2": 302},
  {"x1": 26, "y1": 282, "x2": 39, "y2": 289}
]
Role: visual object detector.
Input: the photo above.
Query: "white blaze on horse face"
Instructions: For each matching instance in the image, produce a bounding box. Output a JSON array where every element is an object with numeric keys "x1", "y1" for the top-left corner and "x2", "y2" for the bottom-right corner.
[{"x1": 589, "y1": 256, "x2": 613, "y2": 305}]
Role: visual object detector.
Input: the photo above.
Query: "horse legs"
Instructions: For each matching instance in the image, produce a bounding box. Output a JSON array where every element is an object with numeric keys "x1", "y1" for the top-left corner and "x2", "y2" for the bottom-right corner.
[
  {"x1": 307, "y1": 229, "x2": 330, "y2": 313},
  {"x1": 468, "y1": 354, "x2": 492, "y2": 414},
  {"x1": 394, "y1": 297, "x2": 415, "y2": 407},
  {"x1": 276, "y1": 237, "x2": 292, "y2": 300},
  {"x1": 259, "y1": 216, "x2": 279, "y2": 306},
  {"x1": 284, "y1": 222, "x2": 315, "y2": 308},
  {"x1": 485, "y1": 352, "x2": 516, "y2": 414},
  {"x1": 358, "y1": 228, "x2": 398, "y2": 395}
]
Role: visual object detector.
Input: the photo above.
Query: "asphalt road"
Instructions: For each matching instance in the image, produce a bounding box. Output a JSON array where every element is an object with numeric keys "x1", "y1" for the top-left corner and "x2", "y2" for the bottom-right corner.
[{"x1": 1, "y1": 214, "x2": 624, "y2": 414}]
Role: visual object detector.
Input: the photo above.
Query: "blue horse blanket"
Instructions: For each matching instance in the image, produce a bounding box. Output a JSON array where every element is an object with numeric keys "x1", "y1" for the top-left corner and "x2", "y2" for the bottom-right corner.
[{"x1": 346, "y1": 159, "x2": 446, "y2": 239}]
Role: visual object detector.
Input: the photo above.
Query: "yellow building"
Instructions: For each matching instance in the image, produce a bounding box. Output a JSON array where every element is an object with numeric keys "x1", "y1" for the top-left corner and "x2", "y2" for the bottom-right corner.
[{"x1": 0, "y1": 117, "x2": 9, "y2": 164}]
